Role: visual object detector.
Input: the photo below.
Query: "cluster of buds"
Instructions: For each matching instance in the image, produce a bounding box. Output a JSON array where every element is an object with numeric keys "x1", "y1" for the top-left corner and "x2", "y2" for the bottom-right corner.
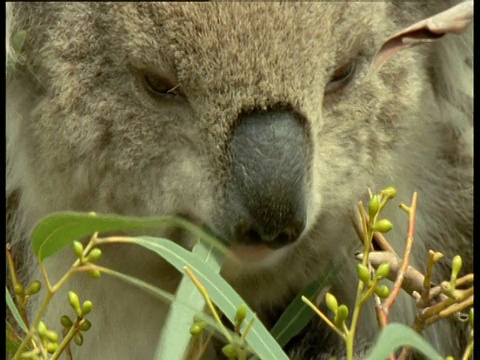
[
  {"x1": 357, "y1": 262, "x2": 391, "y2": 299},
  {"x1": 72, "y1": 239, "x2": 102, "y2": 278},
  {"x1": 59, "y1": 291, "x2": 94, "y2": 347},
  {"x1": 325, "y1": 292, "x2": 349, "y2": 331}
]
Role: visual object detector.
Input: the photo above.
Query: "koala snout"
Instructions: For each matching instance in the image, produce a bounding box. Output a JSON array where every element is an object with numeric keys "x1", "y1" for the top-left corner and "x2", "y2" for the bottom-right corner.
[{"x1": 225, "y1": 109, "x2": 308, "y2": 249}]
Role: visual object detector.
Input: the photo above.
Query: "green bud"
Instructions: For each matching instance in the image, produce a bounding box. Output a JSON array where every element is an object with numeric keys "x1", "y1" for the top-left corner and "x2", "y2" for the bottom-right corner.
[
  {"x1": 88, "y1": 270, "x2": 101, "y2": 279},
  {"x1": 445, "y1": 357, "x2": 454, "y2": 360},
  {"x1": 451, "y1": 255, "x2": 462, "y2": 282},
  {"x1": 45, "y1": 330, "x2": 59, "y2": 343},
  {"x1": 25, "y1": 280, "x2": 42, "y2": 295},
  {"x1": 46, "y1": 342, "x2": 58, "y2": 354},
  {"x1": 357, "y1": 264, "x2": 371, "y2": 285},
  {"x1": 86, "y1": 248, "x2": 102, "y2": 263},
  {"x1": 375, "y1": 263, "x2": 391, "y2": 280},
  {"x1": 235, "y1": 303, "x2": 248, "y2": 326},
  {"x1": 334, "y1": 304, "x2": 349, "y2": 328},
  {"x1": 375, "y1": 284, "x2": 390, "y2": 299},
  {"x1": 337, "y1": 304, "x2": 349, "y2": 321},
  {"x1": 37, "y1": 321, "x2": 47, "y2": 336},
  {"x1": 372, "y1": 219, "x2": 393, "y2": 233},
  {"x1": 368, "y1": 195, "x2": 381, "y2": 219},
  {"x1": 14, "y1": 284, "x2": 24, "y2": 296},
  {"x1": 73, "y1": 241, "x2": 84, "y2": 258},
  {"x1": 60, "y1": 315, "x2": 73, "y2": 328},
  {"x1": 189, "y1": 323, "x2": 204, "y2": 336},
  {"x1": 82, "y1": 300, "x2": 93, "y2": 315},
  {"x1": 68, "y1": 291, "x2": 82, "y2": 317},
  {"x1": 381, "y1": 186, "x2": 397, "y2": 199},
  {"x1": 469, "y1": 308, "x2": 473, "y2": 327},
  {"x1": 74, "y1": 332, "x2": 84, "y2": 346},
  {"x1": 325, "y1": 292, "x2": 338, "y2": 314},
  {"x1": 88, "y1": 211, "x2": 97, "y2": 217},
  {"x1": 80, "y1": 319, "x2": 92, "y2": 332},
  {"x1": 222, "y1": 344, "x2": 237, "y2": 359}
]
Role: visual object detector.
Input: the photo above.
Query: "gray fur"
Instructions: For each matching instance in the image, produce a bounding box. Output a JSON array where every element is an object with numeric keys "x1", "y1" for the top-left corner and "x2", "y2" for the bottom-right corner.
[{"x1": 6, "y1": 2, "x2": 472, "y2": 359}]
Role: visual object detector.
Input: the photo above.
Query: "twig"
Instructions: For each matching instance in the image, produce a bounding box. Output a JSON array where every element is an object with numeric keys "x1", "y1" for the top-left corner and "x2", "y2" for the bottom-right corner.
[
  {"x1": 301, "y1": 296, "x2": 346, "y2": 341},
  {"x1": 377, "y1": 193, "x2": 417, "y2": 330},
  {"x1": 184, "y1": 266, "x2": 233, "y2": 343}
]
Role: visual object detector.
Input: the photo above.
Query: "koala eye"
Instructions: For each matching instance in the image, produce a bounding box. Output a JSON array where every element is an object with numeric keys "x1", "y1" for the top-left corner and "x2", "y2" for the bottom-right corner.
[
  {"x1": 325, "y1": 62, "x2": 355, "y2": 95},
  {"x1": 143, "y1": 73, "x2": 180, "y2": 98}
]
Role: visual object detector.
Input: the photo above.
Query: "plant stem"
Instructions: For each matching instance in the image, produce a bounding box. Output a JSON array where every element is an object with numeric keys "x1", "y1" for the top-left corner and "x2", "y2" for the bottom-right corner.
[
  {"x1": 50, "y1": 319, "x2": 82, "y2": 360},
  {"x1": 301, "y1": 296, "x2": 346, "y2": 341},
  {"x1": 184, "y1": 266, "x2": 233, "y2": 343}
]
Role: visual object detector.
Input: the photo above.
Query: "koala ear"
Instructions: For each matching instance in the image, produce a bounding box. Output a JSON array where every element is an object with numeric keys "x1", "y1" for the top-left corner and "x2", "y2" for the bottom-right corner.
[{"x1": 371, "y1": 1, "x2": 473, "y2": 73}]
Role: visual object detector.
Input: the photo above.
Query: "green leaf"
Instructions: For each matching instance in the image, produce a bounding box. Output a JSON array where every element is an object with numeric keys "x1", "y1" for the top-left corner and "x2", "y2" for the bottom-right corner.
[
  {"x1": 6, "y1": 287, "x2": 28, "y2": 333},
  {"x1": 31, "y1": 211, "x2": 226, "y2": 261},
  {"x1": 6, "y1": 322, "x2": 24, "y2": 357},
  {"x1": 114, "y1": 236, "x2": 289, "y2": 360},
  {"x1": 92, "y1": 265, "x2": 177, "y2": 304},
  {"x1": 270, "y1": 261, "x2": 341, "y2": 347},
  {"x1": 154, "y1": 241, "x2": 224, "y2": 360},
  {"x1": 367, "y1": 323, "x2": 443, "y2": 360}
]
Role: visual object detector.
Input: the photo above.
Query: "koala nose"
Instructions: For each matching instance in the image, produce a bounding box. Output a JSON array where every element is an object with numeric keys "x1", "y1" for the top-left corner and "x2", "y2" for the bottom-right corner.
[{"x1": 226, "y1": 109, "x2": 307, "y2": 249}]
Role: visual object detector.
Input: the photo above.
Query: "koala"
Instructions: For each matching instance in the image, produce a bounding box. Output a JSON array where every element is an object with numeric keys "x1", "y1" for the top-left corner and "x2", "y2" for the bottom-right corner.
[{"x1": 6, "y1": 2, "x2": 472, "y2": 360}]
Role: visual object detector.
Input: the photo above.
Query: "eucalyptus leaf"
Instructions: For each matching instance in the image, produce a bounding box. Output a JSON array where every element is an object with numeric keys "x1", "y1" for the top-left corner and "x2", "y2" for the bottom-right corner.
[
  {"x1": 6, "y1": 288, "x2": 28, "y2": 333},
  {"x1": 367, "y1": 323, "x2": 443, "y2": 360},
  {"x1": 31, "y1": 211, "x2": 225, "y2": 261},
  {"x1": 270, "y1": 260, "x2": 341, "y2": 347},
  {"x1": 154, "y1": 241, "x2": 224, "y2": 360},
  {"x1": 115, "y1": 236, "x2": 289, "y2": 360}
]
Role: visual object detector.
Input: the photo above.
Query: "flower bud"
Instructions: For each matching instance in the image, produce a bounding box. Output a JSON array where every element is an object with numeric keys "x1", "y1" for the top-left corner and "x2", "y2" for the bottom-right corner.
[
  {"x1": 82, "y1": 300, "x2": 93, "y2": 315},
  {"x1": 25, "y1": 280, "x2": 42, "y2": 295},
  {"x1": 222, "y1": 344, "x2": 237, "y2": 359},
  {"x1": 88, "y1": 270, "x2": 101, "y2": 279},
  {"x1": 235, "y1": 303, "x2": 248, "y2": 326},
  {"x1": 37, "y1": 321, "x2": 47, "y2": 336},
  {"x1": 357, "y1": 264, "x2": 371, "y2": 286},
  {"x1": 60, "y1": 315, "x2": 73, "y2": 328},
  {"x1": 451, "y1": 255, "x2": 462, "y2": 282},
  {"x1": 73, "y1": 241, "x2": 84, "y2": 258},
  {"x1": 375, "y1": 263, "x2": 391, "y2": 280},
  {"x1": 372, "y1": 219, "x2": 393, "y2": 233},
  {"x1": 45, "y1": 330, "x2": 59, "y2": 343},
  {"x1": 80, "y1": 319, "x2": 92, "y2": 332},
  {"x1": 375, "y1": 284, "x2": 390, "y2": 298},
  {"x1": 74, "y1": 332, "x2": 84, "y2": 346},
  {"x1": 368, "y1": 195, "x2": 380, "y2": 219},
  {"x1": 381, "y1": 186, "x2": 397, "y2": 199},
  {"x1": 86, "y1": 248, "x2": 102, "y2": 263},
  {"x1": 334, "y1": 304, "x2": 349, "y2": 329},
  {"x1": 46, "y1": 342, "x2": 58, "y2": 353},
  {"x1": 189, "y1": 323, "x2": 204, "y2": 336},
  {"x1": 68, "y1": 291, "x2": 82, "y2": 317},
  {"x1": 14, "y1": 284, "x2": 24, "y2": 296},
  {"x1": 325, "y1": 293, "x2": 338, "y2": 314}
]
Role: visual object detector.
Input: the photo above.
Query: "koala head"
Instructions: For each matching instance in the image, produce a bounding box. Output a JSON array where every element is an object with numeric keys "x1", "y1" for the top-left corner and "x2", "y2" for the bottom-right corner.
[{"x1": 7, "y1": 2, "x2": 469, "y2": 302}]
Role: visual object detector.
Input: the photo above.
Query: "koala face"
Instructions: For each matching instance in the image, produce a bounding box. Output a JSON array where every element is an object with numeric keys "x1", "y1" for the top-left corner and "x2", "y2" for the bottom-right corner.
[
  {"x1": 9, "y1": 3, "x2": 423, "y2": 260},
  {"x1": 7, "y1": 2, "x2": 472, "y2": 358}
]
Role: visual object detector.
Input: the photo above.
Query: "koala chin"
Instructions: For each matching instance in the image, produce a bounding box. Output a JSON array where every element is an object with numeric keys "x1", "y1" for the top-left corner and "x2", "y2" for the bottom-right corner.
[{"x1": 7, "y1": 2, "x2": 472, "y2": 360}]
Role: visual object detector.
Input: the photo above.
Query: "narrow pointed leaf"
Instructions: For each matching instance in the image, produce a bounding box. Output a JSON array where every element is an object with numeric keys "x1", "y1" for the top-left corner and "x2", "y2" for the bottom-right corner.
[{"x1": 367, "y1": 323, "x2": 442, "y2": 360}]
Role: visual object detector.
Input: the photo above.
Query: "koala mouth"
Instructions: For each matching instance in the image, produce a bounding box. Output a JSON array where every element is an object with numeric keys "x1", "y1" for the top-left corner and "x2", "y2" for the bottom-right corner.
[
  {"x1": 227, "y1": 243, "x2": 293, "y2": 267},
  {"x1": 176, "y1": 212, "x2": 296, "y2": 266}
]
